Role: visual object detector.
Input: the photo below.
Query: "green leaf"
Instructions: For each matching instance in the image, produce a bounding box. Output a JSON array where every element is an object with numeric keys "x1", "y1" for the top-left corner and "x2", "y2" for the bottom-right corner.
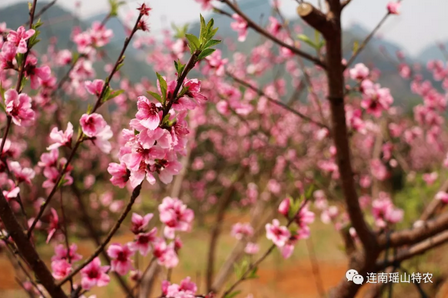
[
  {"x1": 156, "y1": 72, "x2": 167, "y2": 99},
  {"x1": 57, "y1": 174, "x2": 68, "y2": 189},
  {"x1": 204, "y1": 39, "x2": 221, "y2": 49},
  {"x1": 178, "y1": 86, "x2": 190, "y2": 98},
  {"x1": 207, "y1": 27, "x2": 219, "y2": 40},
  {"x1": 198, "y1": 48, "x2": 216, "y2": 60},
  {"x1": 109, "y1": 0, "x2": 125, "y2": 16},
  {"x1": 19, "y1": 76, "x2": 27, "y2": 91},
  {"x1": 0, "y1": 81, "x2": 5, "y2": 100},
  {"x1": 172, "y1": 23, "x2": 189, "y2": 39},
  {"x1": 199, "y1": 14, "x2": 206, "y2": 41},
  {"x1": 16, "y1": 53, "x2": 24, "y2": 67},
  {"x1": 33, "y1": 19, "x2": 43, "y2": 28},
  {"x1": 305, "y1": 184, "x2": 315, "y2": 199},
  {"x1": 314, "y1": 30, "x2": 325, "y2": 50},
  {"x1": 115, "y1": 55, "x2": 125, "y2": 72},
  {"x1": 185, "y1": 33, "x2": 200, "y2": 52},
  {"x1": 288, "y1": 197, "x2": 300, "y2": 219},
  {"x1": 147, "y1": 91, "x2": 163, "y2": 104},
  {"x1": 106, "y1": 89, "x2": 125, "y2": 101},
  {"x1": 297, "y1": 34, "x2": 318, "y2": 49},
  {"x1": 174, "y1": 60, "x2": 186, "y2": 76},
  {"x1": 161, "y1": 113, "x2": 171, "y2": 127},
  {"x1": 247, "y1": 266, "x2": 259, "y2": 279},
  {"x1": 224, "y1": 291, "x2": 242, "y2": 298},
  {"x1": 353, "y1": 40, "x2": 359, "y2": 54}
]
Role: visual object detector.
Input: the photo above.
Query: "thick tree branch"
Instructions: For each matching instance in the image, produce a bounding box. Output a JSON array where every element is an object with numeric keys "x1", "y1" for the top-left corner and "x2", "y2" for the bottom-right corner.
[
  {"x1": 376, "y1": 230, "x2": 448, "y2": 271},
  {"x1": 318, "y1": 2, "x2": 376, "y2": 251},
  {"x1": 379, "y1": 212, "x2": 448, "y2": 249},
  {"x1": 296, "y1": 2, "x2": 334, "y2": 38},
  {"x1": 420, "y1": 179, "x2": 448, "y2": 221},
  {"x1": 0, "y1": 192, "x2": 68, "y2": 298}
]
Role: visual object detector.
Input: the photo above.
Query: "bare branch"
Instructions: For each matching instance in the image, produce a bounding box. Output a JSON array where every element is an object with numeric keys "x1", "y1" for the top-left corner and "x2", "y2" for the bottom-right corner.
[
  {"x1": 58, "y1": 184, "x2": 142, "y2": 287},
  {"x1": 377, "y1": 230, "x2": 448, "y2": 271},
  {"x1": 221, "y1": 0, "x2": 326, "y2": 68},
  {"x1": 420, "y1": 179, "x2": 448, "y2": 221},
  {"x1": 341, "y1": 0, "x2": 352, "y2": 9},
  {"x1": 226, "y1": 72, "x2": 330, "y2": 130},
  {"x1": 380, "y1": 212, "x2": 448, "y2": 249},
  {"x1": 0, "y1": 191, "x2": 68, "y2": 298}
]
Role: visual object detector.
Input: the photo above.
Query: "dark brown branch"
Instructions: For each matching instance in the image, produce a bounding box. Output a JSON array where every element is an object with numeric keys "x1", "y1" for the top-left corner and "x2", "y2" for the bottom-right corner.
[
  {"x1": 162, "y1": 50, "x2": 200, "y2": 118},
  {"x1": 27, "y1": 0, "x2": 57, "y2": 25},
  {"x1": 226, "y1": 72, "x2": 329, "y2": 130},
  {"x1": 58, "y1": 184, "x2": 142, "y2": 287},
  {"x1": 380, "y1": 212, "x2": 448, "y2": 249},
  {"x1": 376, "y1": 230, "x2": 448, "y2": 271},
  {"x1": 341, "y1": 0, "x2": 352, "y2": 9},
  {"x1": 312, "y1": 2, "x2": 379, "y2": 296},
  {"x1": 221, "y1": 0, "x2": 326, "y2": 68},
  {"x1": 319, "y1": 2, "x2": 377, "y2": 251},
  {"x1": 296, "y1": 2, "x2": 333, "y2": 38},
  {"x1": 0, "y1": 191, "x2": 68, "y2": 298},
  {"x1": 420, "y1": 180, "x2": 448, "y2": 221}
]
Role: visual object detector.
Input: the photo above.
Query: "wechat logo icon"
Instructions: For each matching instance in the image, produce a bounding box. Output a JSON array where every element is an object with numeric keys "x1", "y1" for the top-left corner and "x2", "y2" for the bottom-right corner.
[{"x1": 346, "y1": 269, "x2": 364, "y2": 285}]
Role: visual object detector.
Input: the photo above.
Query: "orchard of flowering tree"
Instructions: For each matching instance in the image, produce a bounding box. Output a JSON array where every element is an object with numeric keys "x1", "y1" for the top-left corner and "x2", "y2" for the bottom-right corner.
[{"x1": 0, "y1": 0, "x2": 448, "y2": 297}]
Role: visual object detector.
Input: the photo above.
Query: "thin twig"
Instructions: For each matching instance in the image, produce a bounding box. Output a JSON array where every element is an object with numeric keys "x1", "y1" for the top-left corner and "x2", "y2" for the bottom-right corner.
[
  {"x1": 305, "y1": 236, "x2": 327, "y2": 298},
  {"x1": 27, "y1": 12, "x2": 144, "y2": 237},
  {"x1": 221, "y1": 197, "x2": 310, "y2": 297},
  {"x1": 345, "y1": 1, "x2": 404, "y2": 68},
  {"x1": 226, "y1": 71, "x2": 329, "y2": 129},
  {"x1": 58, "y1": 184, "x2": 142, "y2": 286}
]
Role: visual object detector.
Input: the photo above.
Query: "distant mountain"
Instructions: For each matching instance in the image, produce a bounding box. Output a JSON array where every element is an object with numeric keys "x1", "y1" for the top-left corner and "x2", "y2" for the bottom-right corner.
[
  {"x1": 186, "y1": 0, "x2": 417, "y2": 108},
  {"x1": 0, "y1": 0, "x2": 442, "y2": 110},
  {"x1": 0, "y1": 2, "x2": 152, "y2": 83},
  {"x1": 417, "y1": 41, "x2": 448, "y2": 62}
]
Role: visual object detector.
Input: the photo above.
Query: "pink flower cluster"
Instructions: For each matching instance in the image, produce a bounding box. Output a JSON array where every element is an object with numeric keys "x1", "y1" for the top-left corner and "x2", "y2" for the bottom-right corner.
[
  {"x1": 231, "y1": 14, "x2": 249, "y2": 42},
  {"x1": 348, "y1": 63, "x2": 394, "y2": 117},
  {"x1": 372, "y1": 192, "x2": 403, "y2": 228},
  {"x1": 268, "y1": 199, "x2": 315, "y2": 258},
  {"x1": 73, "y1": 22, "x2": 113, "y2": 54},
  {"x1": 361, "y1": 81, "x2": 394, "y2": 118},
  {"x1": 4, "y1": 89, "x2": 35, "y2": 126},
  {"x1": 161, "y1": 277, "x2": 198, "y2": 298},
  {"x1": 231, "y1": 222, "x2": 254, "y2": 240},
  {"x1": 159, "y1": 196, "x2": 194, "y2": 239},
  {"x1": 51, "y1": 244, "x2": 82, "y2": 281},
  {"x1": 38, "y1": 149, "x2": 73, "y2": 189},
  {"x1": 79, "y1": 113, "x2": 113, "y2": 154},
  {"x1": 108, "y1": 78, "x2": 207, "y2": 188}
]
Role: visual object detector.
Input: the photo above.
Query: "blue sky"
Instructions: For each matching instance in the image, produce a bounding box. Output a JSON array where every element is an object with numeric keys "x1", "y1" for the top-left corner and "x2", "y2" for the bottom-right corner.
[{"x1": 1, "y1": 0, "x2": 448, "y2": 57}]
